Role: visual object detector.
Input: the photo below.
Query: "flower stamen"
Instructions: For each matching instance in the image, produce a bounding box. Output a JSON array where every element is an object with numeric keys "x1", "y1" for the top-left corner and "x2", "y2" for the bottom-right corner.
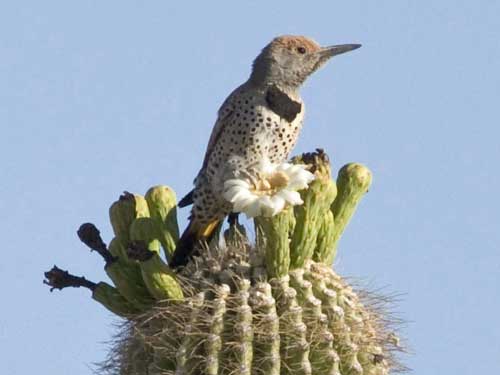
[{"x1": 267, "y1": 171, "x2": 290, "y2": 189}]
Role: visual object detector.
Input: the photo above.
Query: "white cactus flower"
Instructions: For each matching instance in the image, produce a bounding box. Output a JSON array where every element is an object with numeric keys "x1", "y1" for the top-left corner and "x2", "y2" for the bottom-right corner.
[{"x1": 223, "y1": 161, "x2": 315, "y2": 218}]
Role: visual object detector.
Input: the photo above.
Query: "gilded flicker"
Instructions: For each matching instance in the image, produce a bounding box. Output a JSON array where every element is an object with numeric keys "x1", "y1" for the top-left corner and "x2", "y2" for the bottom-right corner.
[{"x1": 171, "y1": 35, "x2": 361, "y2": 267}]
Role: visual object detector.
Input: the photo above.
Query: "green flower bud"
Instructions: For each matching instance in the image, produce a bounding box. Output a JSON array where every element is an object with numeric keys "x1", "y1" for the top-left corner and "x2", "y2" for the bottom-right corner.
[
  {"x1": 109, "y1": 192, "x2": 150, "y2": 244},
  {"x1": 145, "y1": 185, "x2": 180, "y2": 261}
]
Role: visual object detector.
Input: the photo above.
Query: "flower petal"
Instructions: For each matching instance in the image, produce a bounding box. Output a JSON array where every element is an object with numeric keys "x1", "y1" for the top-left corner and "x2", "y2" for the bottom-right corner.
[
  {"x1": 224, "y1": 179, "x2": 251, "y2": 189},
  {"x1": 233, "y1": 194, "x2": 258, "y2": 212},
  {"x1": 258, "y1": 195, "x2": 273, "y2": 207},
  {"x1": 299, "y1": 169, "x2": 316, "y2": 182},
  {"x1": 243, "y1": 199, "x2": 262, "y2": 218},
  {"x1": 223, "y1": 186, "x2": 246, "y2": 202},
  {"x1": 286, "y1": 164, "x2": 305, "y2": 176},
  {"x1": 221, "y1": 162, "x2": 316, "y2": 218},
  {"x1": 228, "y1": 189, "x2": 254, "y2": 204},
  {"x1": 275, "y1": 162, "x2": 292, "y2": 173},
  {"x1": 259, "y1": 157, "x2": 276, "y2": 175},
  {"x1": 270, "y1": 194, "x2": 286, "y2": 215},
  {"x1": 258, "y1": 195, "x2": 275, "y2": 217},
  {"x1": 278, "y1": 190, "x2": 303, "y2": 205},
  {"x1": 287, "y1": 170, "x2": 315, "y2": 190}
]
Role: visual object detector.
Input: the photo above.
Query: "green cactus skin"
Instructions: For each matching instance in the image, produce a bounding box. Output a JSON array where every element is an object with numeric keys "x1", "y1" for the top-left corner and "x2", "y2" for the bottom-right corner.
[
  {"x1": 92, "y1": 281, "x2": 141, "y2": 317},
  {"x1": 75, "y1": 225, "x2": 156, "y2": 310},
  {"x1": 289, "y1": 269, "x2": 333, "y2": 375},
  {"x1": 289, "y1": 150, "x2": 337, "y2": 269},
  {"x1": 313, "y1": 210, "x2": 336, "y2": 265},
  {"x1": 43, "y1": 266, "x2": 141, "y2": 318},
  {"x1": 128, "y1": 216, "x2": 184, "y2": 300},
  {"x1": 109, "y1": 192, "x2": 150, "y2": 245},
  {"x1": 273, "y1": 276, "x2": 311, "y2": 375},
  {"x1": 205, "y1": 284, "x2": 230, "y2": 375},
  {"x1": 129, "y1": 217, "x2": 161, "y2": 254},
  {"x1": 231, "y1": 279, "x2": 254, "y2": 374},
  {"x1": 46, "y1": 151, "x2": 404, "y2": 375},
  {"x1": 249, "y1": 282, "x2": 280, "y2": 375},
  {"x1": 290, "y1": 174, "x2": 337, "y2": 269},
  {"x1": 108, "y1": 237, "x2": 128, "y2": 260},
  {"x1": 330, "y1": 163, "x2": 372, "y2": 258},
  {"x1": 254, "y1": 208, "x2": 294, "y2": 279},
  {"x1": 104, "y1": 259, "x2": 155, "y2": 309},
  {"x1": 175, "y1": 292, "x2": 206, "y2": 374},
  {"x1": 136, "y1": 253, "x2": 184, "y2": 301},
  {"x1": 116, "y1": 259, "x2": 399, "y2": 375},
  {"x1": 145, "y1": 185, "x2": 180, "y2": 262},
  {"x1": 104, "y1": 237, "x2": 156, "y2": 309}
]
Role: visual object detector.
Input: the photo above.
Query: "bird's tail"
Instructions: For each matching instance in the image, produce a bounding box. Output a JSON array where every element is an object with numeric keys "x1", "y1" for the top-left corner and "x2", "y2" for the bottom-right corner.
[{"x1": 169, "y1": 219, "x2": 221, "y2": 268}]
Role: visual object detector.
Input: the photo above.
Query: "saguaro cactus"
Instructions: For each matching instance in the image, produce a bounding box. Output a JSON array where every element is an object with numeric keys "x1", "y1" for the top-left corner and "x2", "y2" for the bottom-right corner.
[{"x1": 44, "y1": 150, "x2": 405, "y2": 374}]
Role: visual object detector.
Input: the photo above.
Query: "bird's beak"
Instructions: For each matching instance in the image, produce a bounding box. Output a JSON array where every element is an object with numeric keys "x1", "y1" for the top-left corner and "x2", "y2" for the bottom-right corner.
[{"x1": 318, "y1": 44, "x2": 362, "y2": 59}]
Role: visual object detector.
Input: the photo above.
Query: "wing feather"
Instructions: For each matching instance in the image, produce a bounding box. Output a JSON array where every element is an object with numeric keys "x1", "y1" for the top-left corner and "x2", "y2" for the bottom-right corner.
[{"x1": 194, "y1": 85, "x2": 244, "y2": 180}]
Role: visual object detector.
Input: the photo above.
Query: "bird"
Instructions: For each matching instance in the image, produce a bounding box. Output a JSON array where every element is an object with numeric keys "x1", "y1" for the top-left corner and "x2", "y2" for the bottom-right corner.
[{"x1": 170, "y1": 35, "x2": 361, "y2": 268}]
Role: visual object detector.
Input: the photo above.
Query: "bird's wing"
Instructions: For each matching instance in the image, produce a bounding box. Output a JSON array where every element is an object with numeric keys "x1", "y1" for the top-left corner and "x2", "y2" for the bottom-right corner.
[
  {"x1": 178, "y1": 190, "x2": 194, "y2": 207},
  {"x1": 197, "y1": 87, "x2": 241, "y2": 178},
  {"x1": 179, "y1": 103, "x2": 235, "y2": 207},
  {"x1": 179, "y1": 89, "x2": 239, "y2": 208}
]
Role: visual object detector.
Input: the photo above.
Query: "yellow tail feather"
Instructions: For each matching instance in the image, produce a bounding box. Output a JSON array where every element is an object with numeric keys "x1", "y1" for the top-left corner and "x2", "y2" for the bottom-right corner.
[
  {"x1": 197, "y1": 220, "x2": 220, "y2": 238},
  {"x1": 170, "y1": 219, "x2": 221, "y2": 268}
]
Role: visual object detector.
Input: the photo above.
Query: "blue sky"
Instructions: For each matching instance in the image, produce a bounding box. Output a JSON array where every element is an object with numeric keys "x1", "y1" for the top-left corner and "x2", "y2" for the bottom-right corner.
[{"x1": 1, "y1": 1, "x2": 499, "y2": 374}]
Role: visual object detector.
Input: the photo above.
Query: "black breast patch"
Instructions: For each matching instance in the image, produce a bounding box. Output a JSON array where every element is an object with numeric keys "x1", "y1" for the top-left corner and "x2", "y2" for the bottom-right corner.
[{"x1": 265, "y1": 85, "x2": 302, "y2": 122}]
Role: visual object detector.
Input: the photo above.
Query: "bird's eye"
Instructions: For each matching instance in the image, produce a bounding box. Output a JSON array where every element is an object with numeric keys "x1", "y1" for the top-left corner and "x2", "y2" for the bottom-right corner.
[{"x1": 297, "y1": 47, "x2": 307, "y2": 54}]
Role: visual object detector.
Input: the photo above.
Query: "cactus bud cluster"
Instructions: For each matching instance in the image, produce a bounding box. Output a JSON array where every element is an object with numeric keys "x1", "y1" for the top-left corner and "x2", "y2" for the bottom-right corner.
[
  {"x1": 44, "y1": 151, "x2": 406, "y2": 374},
  {"x1": 44, "y1": 186, "x2": 183, "y2": 316}
]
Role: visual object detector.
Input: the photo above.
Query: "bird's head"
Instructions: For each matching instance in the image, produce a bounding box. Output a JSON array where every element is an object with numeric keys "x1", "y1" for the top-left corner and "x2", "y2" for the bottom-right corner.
[{"x1": 251, "y1": 35, "x2": 361, "y2": 90}]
